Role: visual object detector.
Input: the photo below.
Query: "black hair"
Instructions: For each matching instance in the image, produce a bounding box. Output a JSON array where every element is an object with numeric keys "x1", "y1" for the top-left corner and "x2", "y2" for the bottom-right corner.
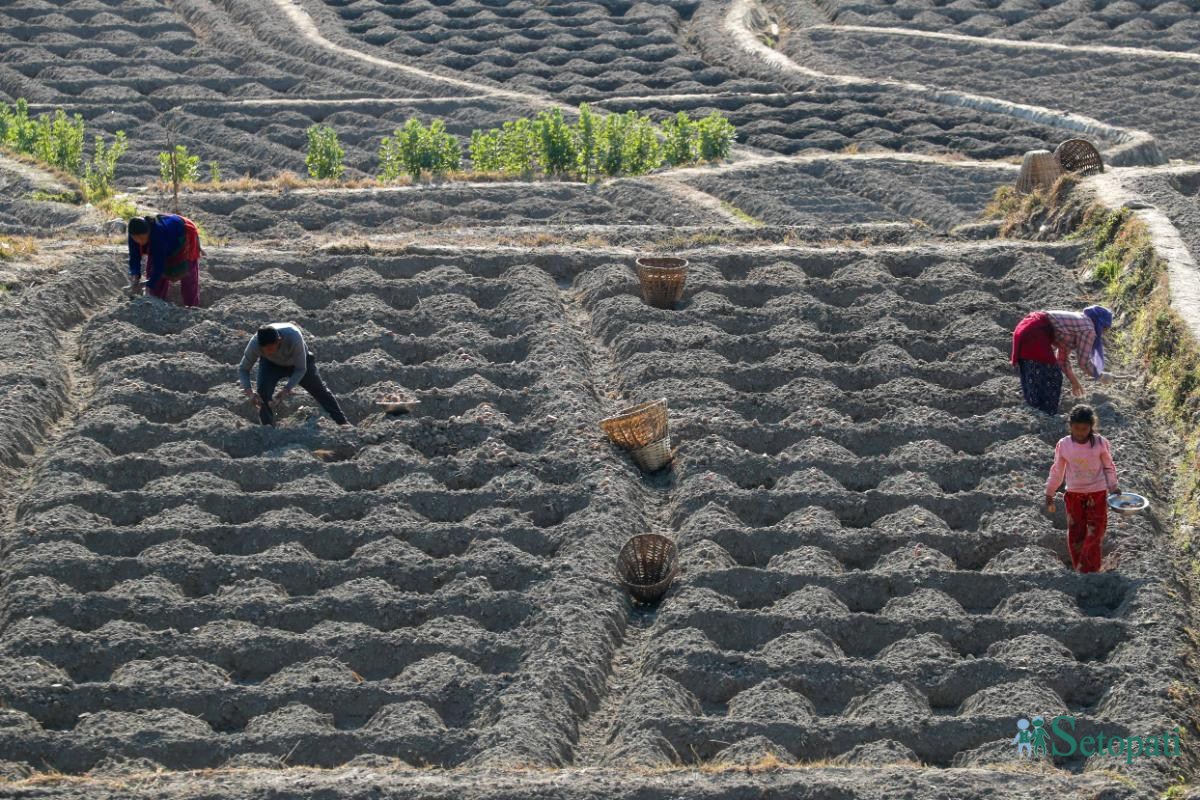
[
  {"x1": 257, "y1": 326, "x2": 280, "y2": 347},
  {"x1": 127, "y1": 216, "x2": 151, "y2": 237},
  {"x1": 1068, "y1": 404, "x2": 1098, "y2": 447}
]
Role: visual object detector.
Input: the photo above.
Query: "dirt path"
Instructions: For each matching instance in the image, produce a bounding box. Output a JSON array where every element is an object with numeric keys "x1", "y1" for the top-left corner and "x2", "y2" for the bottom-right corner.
[
  {"x1": 25, "y1": 96, "x2": 497, "y2": 111},
  {"x1": 649, "y1": 180, "x2": 754, "y2": 226},
  {"x1": 654, "y1": 150, "x2": 1021, "y2": 180},
  {"x1": 807, "y1": 23, "x2": 1200, "y2": 64},
  {"x1": 1088, "y1": 170, "x2": 1200, "y2": 343},
  {"x1": 0, "y1": 152, "x2": 76, "y2": 195}
]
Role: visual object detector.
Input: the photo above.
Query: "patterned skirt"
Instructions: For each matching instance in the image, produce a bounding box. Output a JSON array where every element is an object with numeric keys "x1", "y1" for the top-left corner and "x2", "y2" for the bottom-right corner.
[{"x1": 1018, "y1": 359, "x2": 1063, "y2": 415}]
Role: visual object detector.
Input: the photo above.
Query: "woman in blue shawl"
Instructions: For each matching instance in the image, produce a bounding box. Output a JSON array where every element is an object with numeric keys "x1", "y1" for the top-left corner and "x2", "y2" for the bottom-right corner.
[{"x1": 1012, "y1": 304, "x2": 1113, "y2": 413}]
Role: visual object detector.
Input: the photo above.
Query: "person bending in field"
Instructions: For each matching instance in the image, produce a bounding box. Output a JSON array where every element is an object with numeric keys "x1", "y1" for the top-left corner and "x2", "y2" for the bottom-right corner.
[
  {"x1": 128, "y1": 214, "x2": 203, "y2": 307},
  {"x1": 1010, "y1": 305, "x2": 1113, "y2": 414},
  {"x1": 1045, "y1": 404, "x2": 1120, "y2": 573},
  {"x1": 238, "y1": 323, "x2": 352, "y2": 428}
]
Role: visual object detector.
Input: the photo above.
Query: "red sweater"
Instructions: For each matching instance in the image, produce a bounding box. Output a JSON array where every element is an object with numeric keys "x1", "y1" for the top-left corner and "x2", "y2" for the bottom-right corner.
[{"x1": 1011, "y1": 311, "x2": 1057, "y2": 366}]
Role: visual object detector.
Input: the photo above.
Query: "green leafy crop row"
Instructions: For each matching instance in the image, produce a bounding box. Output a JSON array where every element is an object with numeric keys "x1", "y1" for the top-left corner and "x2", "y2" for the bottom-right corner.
[
  {"x1": 467, "y1": 105, "x2": 735, "y2": 180},
  {"x1": 310, "y1": 106, "x2": 736, "y2": 183},
  {"x1": 0, "y1": 99, "x2": 127, "y2": 202},
  {"x1": 2, "y1": 98, "x2": 736, "y2": 202}
]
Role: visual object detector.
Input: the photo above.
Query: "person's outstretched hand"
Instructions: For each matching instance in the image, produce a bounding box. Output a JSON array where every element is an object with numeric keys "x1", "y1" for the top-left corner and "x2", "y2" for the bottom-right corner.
[
  {"x1": 243, "y1": 387, "x2": 262, "y2": 409},
  {"x1": 1070, "y1": 379, "x2": 1084, "y2": 398}
]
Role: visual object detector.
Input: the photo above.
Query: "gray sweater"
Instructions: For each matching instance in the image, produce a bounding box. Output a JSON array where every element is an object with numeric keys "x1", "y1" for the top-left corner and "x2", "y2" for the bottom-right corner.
[{"x1": 238, "y1": 322, "x2": 308, "y2": 391}]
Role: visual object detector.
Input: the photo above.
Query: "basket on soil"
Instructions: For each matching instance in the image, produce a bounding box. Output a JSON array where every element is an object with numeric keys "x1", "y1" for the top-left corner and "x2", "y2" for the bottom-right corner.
[
  {"x1": 630, "y1": 436, "x2": 673, "y2": 473},
  {"x1": 600, "y1": 398, "x2": 669, "y2": 451},
  {"x1": 1015, "y1": 150, "x2": 1064, "y2": 195},
  {"x1": 1055, "y1": 139, "x2": 1104, "y2": 175},
  {"x1": 635, "y1": 257, "x2": 689, "y2": 309},
  {"x1": 617, "y1": 533, "x2": 679, "y2": 604}
]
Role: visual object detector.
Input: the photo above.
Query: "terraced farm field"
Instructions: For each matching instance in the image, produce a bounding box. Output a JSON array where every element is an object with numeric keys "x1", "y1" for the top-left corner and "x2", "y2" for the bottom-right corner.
[
  {"x1": 810, "y1": 0, "x2": 1200, "y2": 50},
  {"x1": 1, "y1": 0, "x2": 1199, "y2": 798}
]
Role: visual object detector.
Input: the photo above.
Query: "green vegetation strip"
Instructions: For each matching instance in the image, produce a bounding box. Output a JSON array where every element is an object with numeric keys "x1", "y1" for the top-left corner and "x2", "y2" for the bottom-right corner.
[
  {"x1": 991, "y1": 178, "x2": 1200, "y2": 540},
  {"x1": 1080, "y1": 206, "x2": 1200, "y2": 526}
]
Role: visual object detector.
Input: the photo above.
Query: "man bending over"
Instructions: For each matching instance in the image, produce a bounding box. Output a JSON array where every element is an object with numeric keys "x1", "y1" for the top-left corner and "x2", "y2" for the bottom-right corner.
[{"x1": 238, "y1": 323, "x2": 351, "y2": 427}]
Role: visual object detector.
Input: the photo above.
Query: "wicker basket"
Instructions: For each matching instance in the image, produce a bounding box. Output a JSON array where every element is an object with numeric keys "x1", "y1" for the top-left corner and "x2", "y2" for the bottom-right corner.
[
  {"x1": 635, "y1": 257, "x2": 688, "y2": 309},
  {"x1": 617, "y1": 533, "x2": 679, "y2": 604},
  {"x1": 1055, "y1": 139, "x2": 1104, "y2": 175},
  {"x1": 600, "y1": 398, "x2": 668, "y2": 451},
  {"x1": 1015, "y1": 150, "x2": 1064, "y2": 195},
  {"x1": 630, "y1": 436, "x2": 673, "y2": 473}
]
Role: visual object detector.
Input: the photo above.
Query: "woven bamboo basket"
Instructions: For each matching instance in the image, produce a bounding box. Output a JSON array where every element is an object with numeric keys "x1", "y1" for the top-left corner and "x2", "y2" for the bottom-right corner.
[
  {"x1": 630, "y1": 436, "x2": 673, "y2": 473},
  {"x1": 617, "y1": 533, "x2": 679, "y2": 604},
  {"x1": 1055, "y1": 139, "x2": 1104, "y2": 175},
  {"x1": 635, "y1": 256, "x2": 689, "y2": 309},
  {"x1": 600, "y1": 398, "x2": 668, "y2": 451},
  {"x1": 1015, "y1": 150, "x2": 1064, "y2": 195}
]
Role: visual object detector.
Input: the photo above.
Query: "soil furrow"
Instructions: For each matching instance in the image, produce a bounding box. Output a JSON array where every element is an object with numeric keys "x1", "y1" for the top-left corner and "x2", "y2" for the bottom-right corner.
[
  {"x1": 558, "y1": 274, "x2": 686, "y2": 767},
  {"x1": 572, "y1": 606, "x2": 658, "y2": 766}
]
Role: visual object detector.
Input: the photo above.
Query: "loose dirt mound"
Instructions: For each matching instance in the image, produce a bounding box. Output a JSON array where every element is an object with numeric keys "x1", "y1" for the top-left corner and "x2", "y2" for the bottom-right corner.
[{"x1": 685, "y1": 158, "x2": 1013, "y2": 230}]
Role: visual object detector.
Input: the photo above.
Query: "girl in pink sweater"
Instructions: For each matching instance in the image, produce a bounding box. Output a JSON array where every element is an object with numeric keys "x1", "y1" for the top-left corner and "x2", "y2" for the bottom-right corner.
[{"x1": 1045, "y1": 405, "x2": 1120, "y2": 573}]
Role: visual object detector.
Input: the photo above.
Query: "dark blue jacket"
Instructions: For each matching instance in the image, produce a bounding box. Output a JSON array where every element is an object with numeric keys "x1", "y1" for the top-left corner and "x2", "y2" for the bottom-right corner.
[{"x1": 128, "y1": 215, "x2": 195, "y2": 286}]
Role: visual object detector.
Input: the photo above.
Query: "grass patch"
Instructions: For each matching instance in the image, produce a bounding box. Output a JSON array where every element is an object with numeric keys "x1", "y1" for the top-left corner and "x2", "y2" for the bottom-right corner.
[
  {"x1": 28, "y1": 189, "x2": 81, "y2": 204},
  {"x1": 983, "y1": 175, "x2": 1084, "y2": 238},
  {"x1": 190, "y1": 218, "x2": 225, "y2": 248},
  {"x1": 721, "y1": 202, "x2": 764, "y2": 227},
  {"x1": 154, "y1": 171, "x2": 384, "y2": 194},
  {"x1": 1163, "y1": 781, "x2": 1191, "y2": 799},
  {"x1": 0, "y1": 235, "x2": 36, "y2": 261},
  {"x1": 95, "y1": 194, "x2": 139, "y2": 221}
]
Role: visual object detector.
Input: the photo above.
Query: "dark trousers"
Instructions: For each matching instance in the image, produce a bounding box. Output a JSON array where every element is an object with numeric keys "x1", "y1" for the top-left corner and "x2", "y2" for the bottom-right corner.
[
  {"x1": 1017, "y1": 359, "x2": 1063, "y2": 415},
  {"x1": 257, "y1": 353, "x2": 348, "y2": 425}
]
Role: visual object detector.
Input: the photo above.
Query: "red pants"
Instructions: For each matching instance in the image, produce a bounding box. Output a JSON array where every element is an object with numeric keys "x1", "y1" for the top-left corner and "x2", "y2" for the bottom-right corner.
[
  {"x1": 1065, "y1": 490, "x2": 1108, "y2": 573},
  {"x1": 148, "y1": 260, "x2": 200, "y2": 307}
]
